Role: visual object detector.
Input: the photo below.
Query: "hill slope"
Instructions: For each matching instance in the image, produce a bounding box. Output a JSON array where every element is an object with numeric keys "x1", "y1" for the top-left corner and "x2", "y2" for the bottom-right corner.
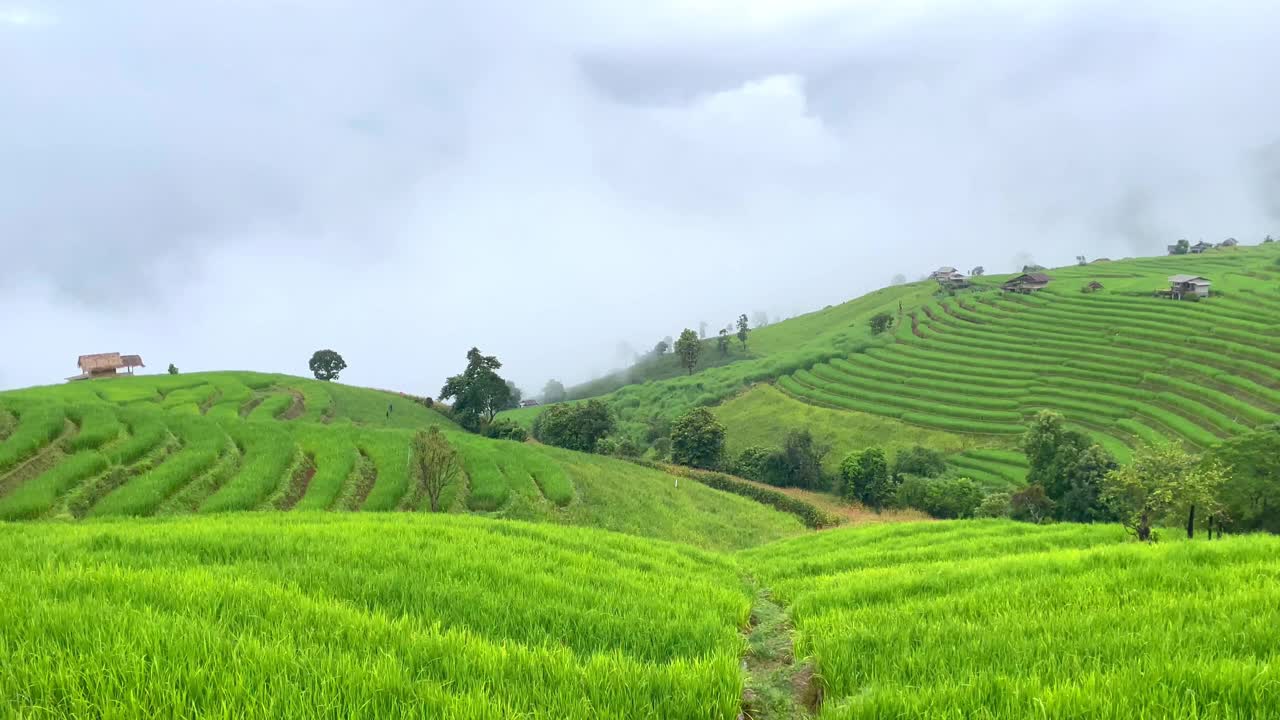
[
  {"x1": 514, "y1": 245, "x2": 1280, "y2": 482},
  {"x1": 0, "y1": 372, "x2": 802, "y2": 549}
]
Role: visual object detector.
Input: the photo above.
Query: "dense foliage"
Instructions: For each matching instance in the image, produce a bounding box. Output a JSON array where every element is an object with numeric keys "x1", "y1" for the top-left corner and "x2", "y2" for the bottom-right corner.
[
  {"x1": 532, "y1": 400, "x2": 614, "y2": 453},
  {"x1": 307, "y1": 349, "x2": 347, "y2": 382},
  {"x1": 669, "y1": 407, "x2": 725, "y2": 470},
  {"x1": 439, "y1": 348, "x2": 511, "y2": 425}
]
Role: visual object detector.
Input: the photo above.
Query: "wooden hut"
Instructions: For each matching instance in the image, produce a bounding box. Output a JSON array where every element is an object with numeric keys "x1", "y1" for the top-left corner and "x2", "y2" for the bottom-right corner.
[
  {"x1": 1002, "y1": 273, "x2": 1051, "y2": 293},
  {"x1": 1168, "y1": 275, "x2": 1211, "y2": 300},
  {"x1": 67, "y1": 352, "x2": 145, "y2": 381}
]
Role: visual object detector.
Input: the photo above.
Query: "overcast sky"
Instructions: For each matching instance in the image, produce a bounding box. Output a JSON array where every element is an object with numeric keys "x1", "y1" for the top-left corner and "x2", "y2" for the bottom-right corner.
[{"x1": 3, "y1": 1, "x2": 1280, "y2": 394}]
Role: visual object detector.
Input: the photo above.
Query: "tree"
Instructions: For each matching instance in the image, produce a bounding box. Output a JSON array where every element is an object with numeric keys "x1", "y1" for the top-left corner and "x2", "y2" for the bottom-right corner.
[
  {"x1": 752, "y1": 311, "x2": 770, "y2": 329},
  {"x1": 969, "y1": 266, "x2": 985, "y2": 277},
  {"x1": 760, "y1": 430, "x2": 829, "y2": 489},
  {"x1": 309, "y1": 349, "x2": 347, "y2": 381},
  {"x1": 891, "y1": 446, "x2": 947, "y2": 478},
  {"x1": 542, "y1": 379, "x2": 567, "y2": 404},
  {"x1": 732, "y1": 446, "x2": 773, "y2": 481},
  {"x1": 869, "y1": 312, "x2": 895, "y2": 335},
  {"x1": 1207, "y1": 425, "x2": 1280, "y2": 533},
  {"x1": 699, "y1": 321, "x2": 708, "y2": 339},
  {"x1": 1265, "y1": 235, "x2": 1275, "y2": 243},
  {"x1": 1103, "y1": 442, "x2": 1229, "y2": 541},
  {"x1": 653, "y1": 340, "x2": 670, "y2": 356},
  {"x1": 1010, "y1": 485, "x2": 1054, "y2": 523},
  {"x1": 412, "y1": 427, "x2": 462, "y2": 512},
  {"x1": 840, "y1": 448, "x2": 896, "y2": 510},
  {"x1": 503, "y1": 381, "x2": 523, "y2": 410},
  {"x1": 532, "y1": 400, "x2": 614, "y2": 453},
  {"x1": 439, "y1": 347, "x2": 511, "y2": 424},
  {"x1": 167, "y1": 363, "x2": 179, "y2": 375},
  {"x1": 897, "y1": 476, "x2": 983, "y2": 518},
  {"x1": 717, "y1": 328, "x2": 730, "y2": 356},
  {"x1": 670, "y1": 408, "x2": 725, "y2": 470},
  {"x1": 1076, "y1": 255, "x2": 1087, "y2": 266},
  {"x1": 737, "y1": 314, "x2": 750, "y2": 350},
  {"x1": 891, "y1": 273, "x2": 908, "y2": 285},
  {"x1": 673, "y1": 328, "x2": 702, "y2": 375},
  {"x1": 1173, "y1": 238, "x2": 1190, "y2": 255},
  {"x1": 1021, "y1": 410, "x2": 1116, "y2": 522}
]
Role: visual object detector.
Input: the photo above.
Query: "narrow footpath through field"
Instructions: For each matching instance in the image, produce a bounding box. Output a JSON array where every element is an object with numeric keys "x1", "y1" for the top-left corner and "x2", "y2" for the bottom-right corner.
[{"x1": 740, "y1": 581, "x2": 818, "y2": 720}]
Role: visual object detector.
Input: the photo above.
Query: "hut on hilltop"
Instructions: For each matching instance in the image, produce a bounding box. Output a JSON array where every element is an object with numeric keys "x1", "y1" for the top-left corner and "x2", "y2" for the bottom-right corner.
[{"x1": 67, "y1": 352, "x2": 145, "y2": 381}]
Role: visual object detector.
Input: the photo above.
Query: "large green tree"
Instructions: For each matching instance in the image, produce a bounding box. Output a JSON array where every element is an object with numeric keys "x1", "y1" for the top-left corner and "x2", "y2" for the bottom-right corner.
[
  {"x1": 736, "y1": 314, "x2": 750, "y2": 350},
  {"x1": 439, "y1": 347, "x2": 512, "y2": 424},
  {"x1": 1021, "y1": 410, "x2": 1116, "y2": 522},
  {"x1": 674, "y1": 328, "x2": 702, "y2": 375},
  {"x1": 1103, "y1": 442, "x2": 1228, "y2": 541},
  {"x1": 308, "y1": 349, "x2": 347, "y2": 381},
  {"x1": 1206, "y1": 425, "x2": 1280, "y2": 533},
  {"x1": 669, "y1": 408, "x2": 725, "y2": 470}
]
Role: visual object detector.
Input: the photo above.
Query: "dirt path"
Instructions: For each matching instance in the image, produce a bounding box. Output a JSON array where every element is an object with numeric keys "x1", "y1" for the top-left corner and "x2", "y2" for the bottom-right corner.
[
  {"x1": 739, "y1": 584, "x2": 819, "y2": 720},
  {"x1": 276, "y1": 453, "x2": 316, "y2": 510},
  {"x1": 339, "y1": 450, "x2": 377, "y2": 511}
]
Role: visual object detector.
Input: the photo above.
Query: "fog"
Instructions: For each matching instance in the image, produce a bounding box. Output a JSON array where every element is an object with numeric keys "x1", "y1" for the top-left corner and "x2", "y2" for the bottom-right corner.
[{"x1": 3, "y1": 0, "x2": 1279, "y2": 394}]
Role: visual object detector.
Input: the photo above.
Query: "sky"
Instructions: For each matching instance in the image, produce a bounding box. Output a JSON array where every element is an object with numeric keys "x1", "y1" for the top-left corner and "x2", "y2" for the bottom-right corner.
[{"x1": 3, "y1": 0, "x2": 1280, "y2": 395}]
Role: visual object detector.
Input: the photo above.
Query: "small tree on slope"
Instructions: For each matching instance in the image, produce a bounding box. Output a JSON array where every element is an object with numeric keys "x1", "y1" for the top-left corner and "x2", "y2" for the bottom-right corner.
[
  {"x1": 674, "y1": 328, "x2": 702, "y2": 375},
  {"x1": 1102, "y1": 442, "x2": 1228, "y2": 541},
  {"x1": 670, "y1": 408, "x2": 725, "y2": 470},
  {"x1": 413, "y1": 427, "x2": 463, "y2": 512}
]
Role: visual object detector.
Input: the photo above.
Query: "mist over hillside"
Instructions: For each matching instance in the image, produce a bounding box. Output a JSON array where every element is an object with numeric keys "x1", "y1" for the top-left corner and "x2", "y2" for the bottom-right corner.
[{"x1": 5, "y1": 1, "x2": 1280, "y2": 398}]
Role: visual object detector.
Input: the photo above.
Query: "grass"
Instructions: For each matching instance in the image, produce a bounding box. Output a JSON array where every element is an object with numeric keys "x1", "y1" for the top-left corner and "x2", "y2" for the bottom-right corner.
[
  {"x1": 0, "y1": 372, "x2": 801, "y2": 550},
  {"x1": 0, "y1": 513, "x2": 751, "y2": 719},
  {"x1": 741, "y1": 521, "x2": 1280, "y2": 718}
]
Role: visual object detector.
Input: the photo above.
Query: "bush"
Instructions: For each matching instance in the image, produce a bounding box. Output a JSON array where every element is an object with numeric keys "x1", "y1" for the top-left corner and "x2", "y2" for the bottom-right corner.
[
  {"x1": 596, "y1": 435, "x2": 642, "y2": 458},
  {"x1": 732, "y1": 446, "x2": 773, "y2": 482},
  {"x1": 896, "y1": 475, "x2": 984, "y2": 519},
  {"x1": 839, "y1": 448, "x2": 897, "y2": 510},
  {"x1": 759, "y1": 430, "x2": 829, "y2": 490},
  {"x1": 1011, "y1": 484, "x2": 1054, "y2": 523},
  {"x1": 670, "y1": 408, "x2": 726, "y2": 470},
  {"x1": 650, "y1": 437, "x2": 672, "y2": 461},
  {"x1": 483, "y1": 418, "x2": 528, "y2": 442},
  {"x1": 891, "y1": 446, "x2": 947, "y2": 478},
  {"x1": 652, "y1": 463, "x2": 840, "y2": 529},
  {"x1": 532, "y1": 400, "x2": 614, "y2": 453},
  {"x1": 975, "y1": 492, "x2": 1013, "y2": 518}
]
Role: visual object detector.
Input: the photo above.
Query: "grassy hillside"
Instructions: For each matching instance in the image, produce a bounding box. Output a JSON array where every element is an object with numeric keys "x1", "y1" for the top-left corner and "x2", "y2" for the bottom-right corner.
[
  {"x1": 778, "y1": 245, "x2": 1280, "y2": 469},
  {"x1": 741, "y1": 520, "x2": 1280, "y2": 717},
  {"x1": 0, "y1": 513, "x2": 752, "y2": 719},
  {"x1": 5, "y1": 514, "x2": 1277, "y2": 718},
  {"x1": 0, "y1": 372, "x2": 802, "y2": 550},
  {"x1": 502, "y1": 282, "x2": 933, "y2": 438}
]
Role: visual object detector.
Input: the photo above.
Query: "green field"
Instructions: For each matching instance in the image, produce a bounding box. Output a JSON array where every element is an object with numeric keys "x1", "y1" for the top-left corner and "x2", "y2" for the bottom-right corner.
[
  {"x1": 775, "y1": 246, "x2": 1280, "y2": 467},
  {"x1": 0, "y1": 372, "x2": 802, "y2": 550},
  {"x1": 3, "y1": 515, "x2": 1277, "y2": 718}
]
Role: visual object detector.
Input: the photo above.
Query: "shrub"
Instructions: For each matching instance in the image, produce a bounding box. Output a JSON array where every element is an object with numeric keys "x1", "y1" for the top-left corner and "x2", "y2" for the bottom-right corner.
[
  {"x1": 896, "y1": 475, "x2": 983, "y2": 519},
  {"x1": 975, "y1": 492, "x2": 1013, "y2": 518},
  {"x1": 839, "y1": 448, "x2": 897, "y2": 510},
  {"x1": 1011, "y1": 484, "x2": 1054, "y2": 523},
  {"x1": 483, "y1": 418, "x2": 528, "y2": 442},
  {"x1": 732, "y1": 446, "x2": 773, "y2": 482},
  {"x1": 652, "y1": 463, "x2": 839, "y2": 529},
  {"x1": 891, "y1": 446, "x2": 947, "y2": 478},
  {"x1": 650, "y1": 436, "x2": 672, "y2": 460},
  {"x1": 532, "y1": 400, "x2": 614, "y2": 453},
  {"x1": 759, "y1": 430, "x2": 829, "y2": 490},
  {"x1": 670, "y1": 408, "x2": 726, "y2": 470}
]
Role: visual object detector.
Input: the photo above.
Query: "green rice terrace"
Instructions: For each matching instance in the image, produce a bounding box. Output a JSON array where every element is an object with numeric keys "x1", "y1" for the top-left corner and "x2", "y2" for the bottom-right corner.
[{"x1": 5, "y1": 246, "x2": 1280, "y2": 718}]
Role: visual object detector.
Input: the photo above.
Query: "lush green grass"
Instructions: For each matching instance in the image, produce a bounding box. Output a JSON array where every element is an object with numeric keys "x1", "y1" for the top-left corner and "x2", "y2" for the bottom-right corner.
[
  {"x1": 0, "y1": 372, "x2": 801, "y2": 551},
  {"x1": 714, "y1": 384, "x2": 995, "y2": 471},
  {"x1": 742, "y1": 520, "x2": 1280, "y2": 718},
  {"x1": 0, "y1": 513, "x2": 752, "y2": 719}
]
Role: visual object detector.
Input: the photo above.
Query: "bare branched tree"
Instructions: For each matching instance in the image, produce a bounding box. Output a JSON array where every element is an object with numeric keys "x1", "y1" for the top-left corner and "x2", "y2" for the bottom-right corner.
[{"x1": 413, "y1": 427, "x2": 463, "y2": 512}]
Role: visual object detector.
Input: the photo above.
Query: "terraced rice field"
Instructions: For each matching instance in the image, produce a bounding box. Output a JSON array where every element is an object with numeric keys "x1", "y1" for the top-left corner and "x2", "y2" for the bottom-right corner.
[
  {"x1": 0, "y1": 513, "x2": 752, "y2": 719},
  {"x1": 778, "y1": 245, "x2": 1280, "y2": 463},
  {"x1": 743, "y1": 520, "x2": 1280, "y2": 718},
  {"x1": 0, "y1": 373, "x2": 803, "y2": 550}
]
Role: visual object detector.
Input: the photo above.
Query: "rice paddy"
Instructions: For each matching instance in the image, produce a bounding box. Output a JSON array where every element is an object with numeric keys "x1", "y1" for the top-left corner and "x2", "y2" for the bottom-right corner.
[{"x1": 0, "y1": 372, "x2": 802, "y2": 549}]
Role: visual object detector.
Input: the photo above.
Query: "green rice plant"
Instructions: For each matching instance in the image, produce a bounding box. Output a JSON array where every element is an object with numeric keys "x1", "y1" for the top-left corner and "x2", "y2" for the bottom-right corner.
[
  {"x1": 0, "y1": 451, "x2": 110, "y2": 520},
  {"x1": 246, "y1": 391, "x2": 294, "y2": 421},
  {"x1": 106, "y1": 407, "x2": 169, "y2": 466},
  {"x1": 62, "y1": 402, "x2": 122, "y2": 452},
  {"x1": 357, "y1": 428, "x2": 414, "y2": 511},
  {"x1": 458, "y1": 440, "x2": 510, "y2": 512},
  {"x1": 292, "y1": 425, "x2": 360, "y2": 511},
  {"x1": 1143, "y1": 373, "x2": 1276, "y2": 425},
  {"x1": 811, "y1": 363, "x2": 1020, "y2": 410},
  {"x1": 0, "y1": 402, "x2": 65, "y2": 473},
  {"x1": 200, "y1": 421, "x2": 297, "y2": 512},
  {"x1": 90, "y1": 414, "x2": 227, "y2": 517}
]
